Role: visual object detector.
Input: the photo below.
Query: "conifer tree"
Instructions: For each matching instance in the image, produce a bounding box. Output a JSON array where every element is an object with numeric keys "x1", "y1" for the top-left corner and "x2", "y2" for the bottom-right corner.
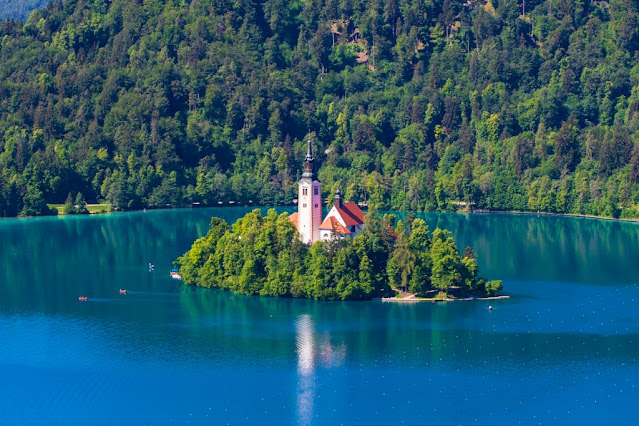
[{"x1": 63, "y1": 193, "x2": 75, "y2": 215}]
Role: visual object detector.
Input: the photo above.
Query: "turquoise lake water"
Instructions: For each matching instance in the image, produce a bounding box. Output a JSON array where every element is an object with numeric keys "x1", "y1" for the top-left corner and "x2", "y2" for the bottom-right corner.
[{"x1": 1, "y1": 207, "x2": 639, "y2": 424}]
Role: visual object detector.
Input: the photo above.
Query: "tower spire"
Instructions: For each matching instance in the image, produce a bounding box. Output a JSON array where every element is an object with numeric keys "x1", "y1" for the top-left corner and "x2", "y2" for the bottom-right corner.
[
  {"x1": 302, "y1": 135, "x2": 315, "y2": 179},
  {"x1": 305, "y1": 135, "x2": 313, "y2": 161},
  {"x1": 296, "y1": 134, "x2": 322, "y2": 245}
]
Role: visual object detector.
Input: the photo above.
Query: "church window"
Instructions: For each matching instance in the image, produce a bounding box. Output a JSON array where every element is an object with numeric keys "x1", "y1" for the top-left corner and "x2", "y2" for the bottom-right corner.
[
  {"x1": 303, "y1": 188, "x2": 308, "y2": 196},
  {"x1": 303, "y1": 203, "x2": 307, "y2": 208},
  {"x1": 313, "y1": 187, "x2": 319, "y2": 195}
]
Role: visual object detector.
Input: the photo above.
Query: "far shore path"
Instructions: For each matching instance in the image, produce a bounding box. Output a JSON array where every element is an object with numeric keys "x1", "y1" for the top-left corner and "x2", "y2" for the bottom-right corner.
[
  {"x1": 473, "y1": 209, "x2": 639, "y2": 224},
  {"x1": 381, "y1": 295, "x2": 510, "y2": 303}
]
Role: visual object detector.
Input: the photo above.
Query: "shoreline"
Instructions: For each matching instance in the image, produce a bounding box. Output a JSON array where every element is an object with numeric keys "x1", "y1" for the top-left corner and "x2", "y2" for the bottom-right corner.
[
  {"x1": 471, "y1": 209, "x2": 639, "y2": 224},
  {"x1": 14, "y1": 203, "x2": 639, "y2": 224},
  {"x1": 381, "y1": 295, "x2": 511, "y2": 303},
  {"x1": 46, "y1": 202, "x2": 296, "y2": 218}
]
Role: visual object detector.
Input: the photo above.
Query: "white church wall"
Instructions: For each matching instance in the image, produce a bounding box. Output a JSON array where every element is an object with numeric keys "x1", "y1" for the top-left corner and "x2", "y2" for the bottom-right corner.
[
  {"x1": 298, "y1": 181, "x2": 312, "y2": 244},
  {"x1": 324, "y1": 206, "x2": 347, "y2": 228},
  {"x1": 297, "y1": 179, "x2": 322, "y2": 245},
  {"x1": 311, "y1": 181, "x2": 322, "y2": 243}
]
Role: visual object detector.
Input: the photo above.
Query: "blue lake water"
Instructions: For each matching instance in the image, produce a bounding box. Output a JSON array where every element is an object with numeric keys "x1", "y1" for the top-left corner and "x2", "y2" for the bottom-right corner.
[{"x1": 1, "y1": 208, "x2": 639, "y2": 424}]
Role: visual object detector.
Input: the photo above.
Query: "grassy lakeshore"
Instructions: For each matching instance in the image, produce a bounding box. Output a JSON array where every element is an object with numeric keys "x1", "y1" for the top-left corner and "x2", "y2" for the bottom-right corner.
[
  {"x1": 48, "y1": 203, "x2": 111, "y2": 215},
  {"x1": 44, "y1": 201, "x2": 288, "y2": 217}
]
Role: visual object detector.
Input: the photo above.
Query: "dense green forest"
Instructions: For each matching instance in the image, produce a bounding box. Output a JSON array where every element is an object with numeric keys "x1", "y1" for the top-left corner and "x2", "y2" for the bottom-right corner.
[
  {"x1": 177, "y1": 209, "x2": 502, "y2": 300},
  {"x1": 0, "y1": 0, "x2": 50, "y2": 21},
  {"x1": 1, "y1": 0, "x2": 639, "y2": 217}
]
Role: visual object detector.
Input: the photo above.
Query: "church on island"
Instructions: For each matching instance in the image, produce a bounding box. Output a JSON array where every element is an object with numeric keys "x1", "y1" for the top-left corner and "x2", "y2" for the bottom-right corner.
[{"x1": 289, "y1": 138, "x2": 365, "y2": 245}]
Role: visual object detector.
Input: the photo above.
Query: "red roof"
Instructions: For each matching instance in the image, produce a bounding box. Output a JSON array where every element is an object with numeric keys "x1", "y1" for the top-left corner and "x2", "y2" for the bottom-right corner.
[
  {"x1": 319, "y1": 216, "x2": 351, "y2": 234},
  {"x1": 288, "y1": 212, "x2": 298, "y2": 228},
  {"x1": 334, "y1": 202, "x2": 365, "y2": 226}
]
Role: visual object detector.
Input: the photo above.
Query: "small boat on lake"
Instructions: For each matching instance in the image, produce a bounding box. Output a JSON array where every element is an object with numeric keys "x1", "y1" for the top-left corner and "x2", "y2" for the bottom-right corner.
[
  {"x1": 119, "y1": 289, "x2": 127, "y2": 294},
  {"x1": 170, "y1": 269, "x2": 182, "y2": 280},
  {"x1": 78, "y1": 296, "x2": 88, "y2": 301}
]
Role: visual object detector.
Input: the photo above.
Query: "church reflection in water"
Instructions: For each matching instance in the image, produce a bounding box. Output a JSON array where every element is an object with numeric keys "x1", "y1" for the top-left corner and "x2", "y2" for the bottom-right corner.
[
  {"x1": 295, "y1": 314, "x2": 346, "y2": 424},
  {"x1": 295, "y1": 314, "x2": 315, "y2": 425}
]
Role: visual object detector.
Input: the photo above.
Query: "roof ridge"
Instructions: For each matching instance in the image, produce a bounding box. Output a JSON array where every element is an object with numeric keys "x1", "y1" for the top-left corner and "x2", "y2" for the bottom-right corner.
[
  {"x1": 319, "y1": 216, "x2": 351, "y2": 234},
  {"x1": 337, "y1": 202, "x2": 364, "y2": 224}
]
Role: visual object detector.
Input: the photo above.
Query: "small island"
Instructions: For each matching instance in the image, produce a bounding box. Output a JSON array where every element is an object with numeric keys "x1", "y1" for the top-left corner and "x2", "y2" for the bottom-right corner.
[
  {"x1": 177, "y1": 139, "x2": 502, "y2": 301},
  {"x1": 176, "y1": 208, "x2": 503, "y2": 301}
]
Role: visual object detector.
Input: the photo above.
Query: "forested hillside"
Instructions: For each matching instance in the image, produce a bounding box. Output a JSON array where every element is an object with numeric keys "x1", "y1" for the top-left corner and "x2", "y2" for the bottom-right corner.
[
  {"x1": 1, "y1": 0, "x2": 639, "y2": 217},
  {"x1": 0, "y1": 0, "x2": 50, "y2": 21}
]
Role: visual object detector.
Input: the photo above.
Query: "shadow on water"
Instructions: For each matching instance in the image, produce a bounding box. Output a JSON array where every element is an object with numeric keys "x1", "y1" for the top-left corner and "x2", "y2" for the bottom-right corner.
[
  {"x1": 1, "y1": 208, "x2": 639, "y2": 371},
  {"x1": 2, "y1": 208, "x2": 637, "y2": 314},
  {"x1": 0, "y1": 208, "x2": 284, "y2": 314},
  {"x1": 391, "y1": 212, "x2": 639, "y2": 284}
]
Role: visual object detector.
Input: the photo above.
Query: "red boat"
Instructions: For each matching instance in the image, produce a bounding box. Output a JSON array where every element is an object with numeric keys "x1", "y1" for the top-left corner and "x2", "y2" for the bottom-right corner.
[
  {"x1": 119, "y1": 289, "x2": 127, "y2": 294},
  {"x1": 78, "y1": 296, "x2": 88, "y2": 301}
]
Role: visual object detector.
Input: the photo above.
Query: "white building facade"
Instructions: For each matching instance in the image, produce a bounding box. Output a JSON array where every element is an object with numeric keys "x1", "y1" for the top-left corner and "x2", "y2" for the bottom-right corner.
[
  {"x1": 292, "y1": 138, "x2": 322, "y2": 245},
  {"x1": 319, "y1": 189, "x2": 365, "y2": 240},
  {"x1": 290, "y1": 138, "x2": 365, "y2": 244}
]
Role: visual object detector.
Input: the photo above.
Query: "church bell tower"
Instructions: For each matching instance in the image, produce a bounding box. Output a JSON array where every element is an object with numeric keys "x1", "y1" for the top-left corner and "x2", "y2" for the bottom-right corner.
[{"x1": 298, "y1": 137, "x2": 322, "y2": 245}]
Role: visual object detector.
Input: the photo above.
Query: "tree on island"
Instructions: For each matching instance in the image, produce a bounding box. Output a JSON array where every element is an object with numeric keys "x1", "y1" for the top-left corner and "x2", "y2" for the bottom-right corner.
[
  {"x1": 387, "y1": 222, "x2": 416, "y2": 292},
  {"x1": 177, "y1": 209, "x2": 502, "y2": 301},
  {"x1": 430, "y1": 229, "x2": 463, "y2": 296}
]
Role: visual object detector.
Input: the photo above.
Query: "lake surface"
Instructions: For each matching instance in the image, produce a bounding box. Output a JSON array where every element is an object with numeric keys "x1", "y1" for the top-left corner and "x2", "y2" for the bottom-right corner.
[{"x1": 1, "y1": 208, "x2": 639, "y2": 425}]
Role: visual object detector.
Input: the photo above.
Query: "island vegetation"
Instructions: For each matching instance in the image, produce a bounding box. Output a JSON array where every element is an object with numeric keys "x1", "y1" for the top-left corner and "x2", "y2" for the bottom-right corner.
[
  {"x1": 177, "y1": 209, "x2": 502, "y2": 301},
  {"x1": 1, "y1": 1, "x2": 639, "y2": 219}
]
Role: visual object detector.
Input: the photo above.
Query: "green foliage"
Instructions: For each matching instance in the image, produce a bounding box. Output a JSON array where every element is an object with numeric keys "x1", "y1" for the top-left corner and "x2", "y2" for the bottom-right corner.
[
  {"x1": 74, "y1": 192, "x2": 88, "y2": 214},
  {"x1": 178, "y1": 210, "x2": 500, "y2": 300},
  {"x1": 62, "y1": 191, "x2": 88, "y2": 214},
  {"x1": 178, "y1": 208, "x2": 391, "y2": 300},
  {"x1": 63, "y1": 192, "x2": 74, "y2": 215},
  {"x1": 20, "y1": 181, "x2": 56, "y2": 217},
  {"x1": 1, "y1": 1, "x2": 639, "y2": 218},
  {"x1": 430, "y1": 229, "x2": 462, "y2": 294},
  {"x1": 0, "y1": 0, "x2": 49, "y2": 21},
  {"x1": 484, "y1": 280, "x2": 503, "y2": 297}
]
